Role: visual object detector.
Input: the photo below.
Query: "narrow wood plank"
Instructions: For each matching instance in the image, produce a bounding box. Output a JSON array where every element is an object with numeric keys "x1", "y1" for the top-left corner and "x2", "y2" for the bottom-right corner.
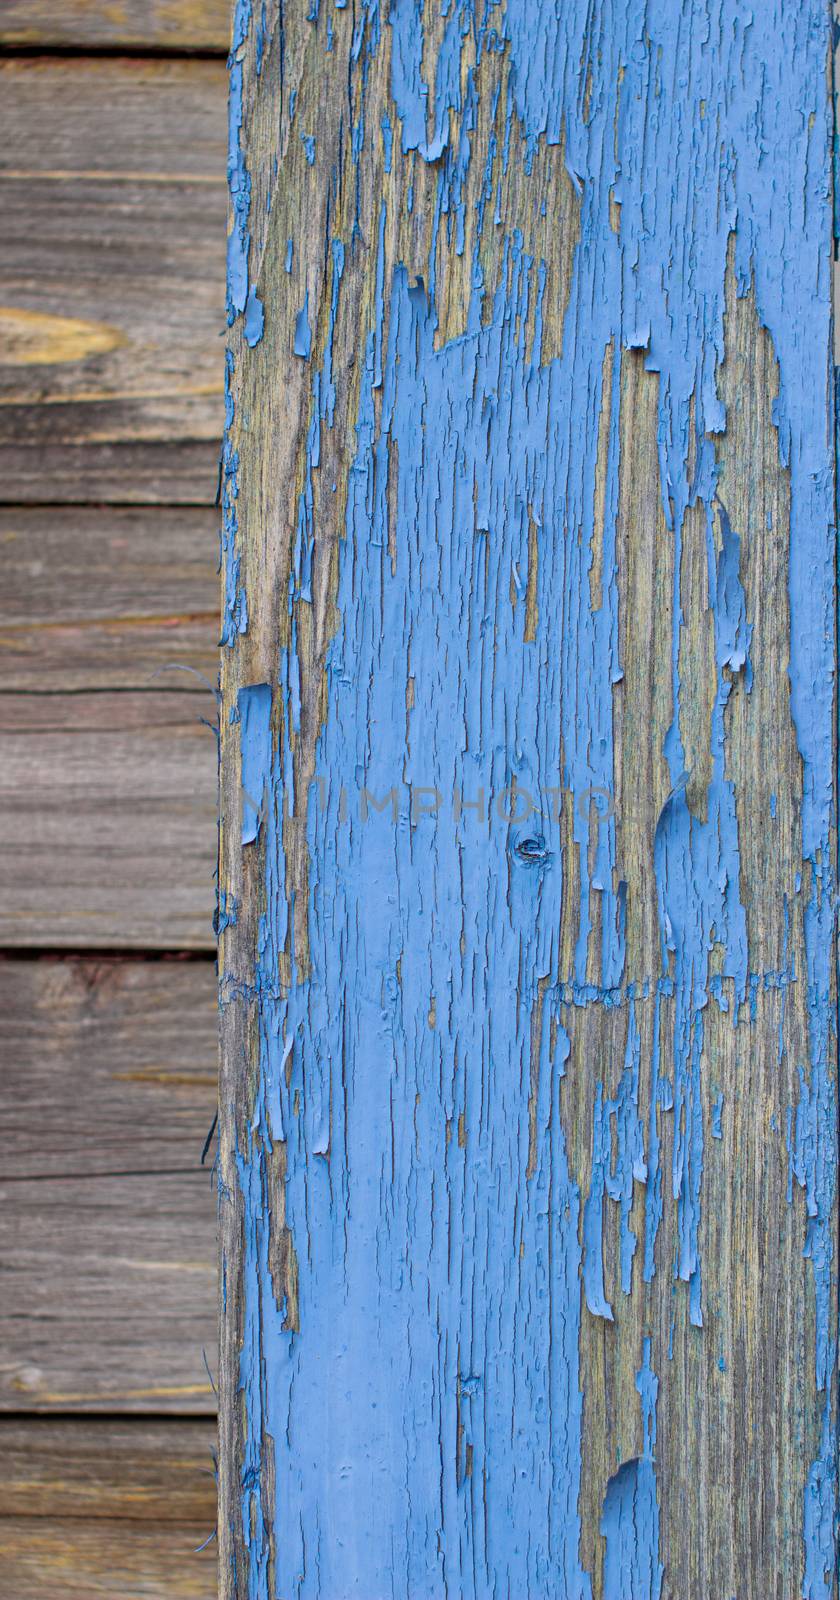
[
  {"x1": 0, "y1": 1168, "x2": 215, "y2": 1412},
  {"x1": 0, "y1": 958, "x2": 217, "y2": 1178},
  {"x1": 219, "y1": 4, "x2": 837, "y2": 1598},
  {"x1": 0, "y1": 506, "x2": 218, "y2": 691},
  {"x1": 0, "y1": 1520, "x2": 216, "y2": 1599},
  {"x1": 0, "y1": 1416, "x2": 216, "y2": 1521},
  {"x1": 0, "y1": 947, "x2": 219, "y2": 1414},
  {"x1": 0, "y1": 692, "x2": 216, "y2": 948},
  {"x1": 0, "y1": 957, "x2": 217, "y2": 1412},
  {"x1": 0, "y1": 0, "x2": 229, "y2": 53},
  {"x1": 0, "y1": 58, "x2": 226, "y2": 503}
]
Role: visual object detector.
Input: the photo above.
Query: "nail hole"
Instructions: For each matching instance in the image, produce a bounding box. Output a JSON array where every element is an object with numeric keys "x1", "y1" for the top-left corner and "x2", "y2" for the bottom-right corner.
[{"x1": 514, "y1": 835, "x2": 550, "y2": 866}]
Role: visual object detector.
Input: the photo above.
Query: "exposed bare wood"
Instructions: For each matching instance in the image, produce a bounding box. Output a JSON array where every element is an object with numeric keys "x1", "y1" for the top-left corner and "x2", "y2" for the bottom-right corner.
[
  {"x1": 0, "y1": 1519, "x2": 216, "y2": 1599},
  {"x1": 0, "y1": 1166, "x2": 215, "y2": 1413},
  {"x1": 0, "y1": 957, "x2": 217, "y2": 1177},
  {"x1": 0, "y1": 1416, "x2": 216, "y2": 1521},
  {"x1": 0, "y1": 506, "x2": 218, "y2": 692},
  {"x1": 0, "y1": 0, "x2": 229, "y2": 54},
  {"x1": 0, "y1": 58, "x2": 226, "y2": 504},
  {"x1": 0, "y1": 692, "x2": 216, "y2": 948}
]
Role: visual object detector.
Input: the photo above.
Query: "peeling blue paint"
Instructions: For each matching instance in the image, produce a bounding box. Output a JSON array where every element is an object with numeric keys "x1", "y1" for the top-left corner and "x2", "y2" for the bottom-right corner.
[
  {"x1": 244, "y1": 287, "x2": 265, "y2": 347},
  {"x1": 601, "y1": 1340, "x2": 663, "y2": 1600},
  {"x1": 584, "y1": 1002, "x2": 647, "y2": 1314},
  {"x1": 223, "y1": 0, "x2": 256, "y2": 650},
  {"x1": 804, "y1": 1396, "x2": 837, "y2": 1600},
  {"x1": 293, "y1": 292, "x2": 312, "y2": 358},
  {"x1": 221, "y1": 350, "x2": 248, "y2": 647},
  {"x1": 229, "y1": 0, "x2": 838, "y2": 1591},
  {"x1": 227, "y1": 0, "x2": 254, "y2": 325},
  {"x1": 254, "y1": 0, "x2": 267, "y2": 75},
  {"x1": 238, "y1": 684, "x2": 272, "y2": 845},
  {"x1": 216, "y1": 890, "x2": 239, "y2": 935}
]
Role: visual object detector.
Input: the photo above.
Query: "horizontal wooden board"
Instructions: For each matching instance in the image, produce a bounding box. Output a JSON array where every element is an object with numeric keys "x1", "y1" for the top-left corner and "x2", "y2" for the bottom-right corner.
[
  {"x1": 0, "y1": 58, "x2": 226, "y2": 503},
  {"x1": 0, "y1": 1416, "x2": 216, "y2": 1521},
  {"x1": 0, "y1": 691, "x2": 217, "y2": 948},
  {"x1": 0, "y1": 506, "x2": 218, "y2": 691},
  {"x1": 0, "y1": 957, "x2": 217, "y2": 1179},
  {"x1": 0, "y1": 0, "x2": 230, "y2": 53},
  {"x1": 0, "y1": 957, "x2": 217, "y2": 1412},
  {"x1": 0, "y1": 1167, "x2": 216, "y2": 1412},
  {"x1": 0, "y1": 1518, "x2": 216, "y2": 1599}
]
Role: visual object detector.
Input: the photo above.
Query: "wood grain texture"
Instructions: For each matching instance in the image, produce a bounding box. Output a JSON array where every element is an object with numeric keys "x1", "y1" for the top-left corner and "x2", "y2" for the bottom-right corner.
[
  {"x1": 0, "y1": 1519, "x2": 216, "y2": 1600},
  {"x1": 0, "y1": 957, "x2": 217, "y2": 1414},
  {"x1": 216, "y1": 3, "x2": 837, "y2": 1597},
  {"x1": 0, "y1": 957, "x2": 217, "y2": 1178},
  {"x1": 0, "y1": 506, "x2": 218, "y2": 692},
  {"x1": 0, "y1": 1416, "x2": 216, "y2": 1521},
  {"x1": 0, "y1": 1421, "x2": 217, "y2": 1600},
  {"x1": 0, "y1": 692, "x2": 216, "y2": 948},
  {"x1": 0, "y1": 0, "x2": 229, "y2": 53},
  {"x1": 0, "y1": 58, "x2": 226, "y2": 504},
  {"x1": 0, "y1": 1418, "x2": 217, "y2": 1600},
  {"x1": 0, "y1": 1167, "x2": 215, "y2": 1412}
]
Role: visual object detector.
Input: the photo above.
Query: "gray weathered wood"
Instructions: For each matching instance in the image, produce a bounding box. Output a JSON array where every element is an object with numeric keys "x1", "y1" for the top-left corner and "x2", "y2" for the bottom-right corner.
[
  {"x1": 0, "y1": 0, "x2": 229, "y2": 53},
  {"x1": 0, "y1": 957, "x2": 217, "y2": 1176},
  {"x1": 0, "y1": 692, "x2": 216, "y2": 947},
  {"x1": 0, "y1": 58, "x2": 226, "y2": 503},
  {"x1": 0, "y1": 22, "x2": 224, "y2": 1598},
  {"x1": 0, "y1": 958, "x2": 217, "y2": 1413},
  {"x1": 0, "y1": 506, "x2": 218, "y2": 692},
  {"x1": 0, "y1": 1168, "x2": 215, "y2": 1411}
]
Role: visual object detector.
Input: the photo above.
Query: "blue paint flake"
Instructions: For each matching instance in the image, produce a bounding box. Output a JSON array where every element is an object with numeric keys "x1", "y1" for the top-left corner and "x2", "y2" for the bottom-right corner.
[
  {"x1": 381, "y1": 111, "x2": 393, "y2": 171},
  {"x1": 244, "y1": 287, "x2": 265, "y2": 346},
  {"x1": 293, "y1": 292, "x2": 311, "y2": 359},
  {"x1": 601, "y1": 1340, "x2": 664, "y2": 1599},
  {"x1": 238, "y1": 683, "x2": 272, "y2": 844},
  {"x1": 220, "y1": 350, "x2": 248, "y2": 647}
]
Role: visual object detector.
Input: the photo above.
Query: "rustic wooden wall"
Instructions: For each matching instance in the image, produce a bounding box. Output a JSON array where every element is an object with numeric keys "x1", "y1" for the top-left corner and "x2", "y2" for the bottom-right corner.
[{"x1": 0, "y1": 7, "x2": 227, "y2": 1595}]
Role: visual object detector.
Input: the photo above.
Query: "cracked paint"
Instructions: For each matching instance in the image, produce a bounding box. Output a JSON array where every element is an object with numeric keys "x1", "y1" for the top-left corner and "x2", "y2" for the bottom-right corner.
[{"x1": 221, "y1": 2, "x2": 839, "y2": 1595}]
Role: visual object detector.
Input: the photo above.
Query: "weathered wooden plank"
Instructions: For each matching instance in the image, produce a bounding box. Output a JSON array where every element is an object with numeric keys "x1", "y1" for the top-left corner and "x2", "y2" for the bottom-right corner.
[
  {"x1": 0, "y1": 58, "x2": 226, "y2": 503},
  {"x1": 0, "y1": 1168, "x2": 215, "y2": 1412},
  {"x1": 0, "y1": 1519, "x2": 216, "y2": 1599},
  {"x1": 0, "y1": 692, "x2": 216, "y2": 948},
  {"x1": 0, "y1": 0, "x2": 229, "y2": 53},
  {"x1": 0, "y1": 59, "x2": 225, "y2": 176},
  {"x1": 219, "y1": 5, "x2": 837, "y2": 1600},
  {"x1": 0, "y1": 958, "x2": 217, "y2": 1416},
  {"x1": 0, "y1": 506, "x2": 218, "y2": 691},
  {"x1": 0, "y1": 957, "x2": 217, "y2": 1177},
  {"x1": 0, "y1": 1422, "x2": 217, "y2": 1600},
  {"x1": 0, "y1": 1416, "x2": 216, "y2": 1521},
  {"x1": 0, "y1": 958, "x2": 217, "y2": 1412}
]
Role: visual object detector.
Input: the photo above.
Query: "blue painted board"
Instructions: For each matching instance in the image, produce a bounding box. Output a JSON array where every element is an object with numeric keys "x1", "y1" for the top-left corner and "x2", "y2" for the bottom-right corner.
[{"x1": 220, "y1": 3, "x2": 838, "y2": 1594}]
